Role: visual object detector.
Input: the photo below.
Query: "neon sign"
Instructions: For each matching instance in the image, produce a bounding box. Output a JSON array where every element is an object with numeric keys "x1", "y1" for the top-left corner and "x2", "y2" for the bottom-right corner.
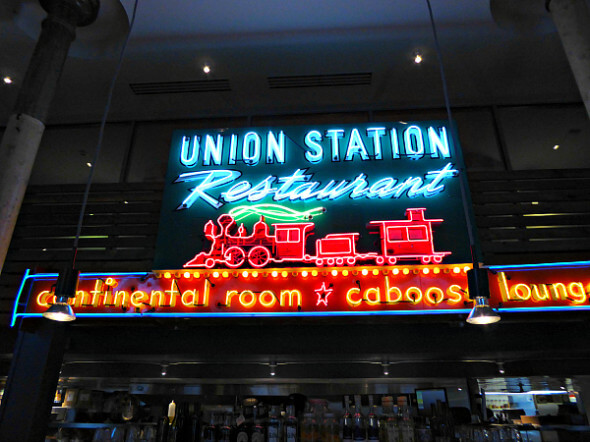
[
  {"x1": 13, "y1": 262, "x2": 590, "y2": 325},
  {"x1": 184, "y1": 208, "x2": 449, "y2": 269},
  {"x1": 154, "y1": 121, "x2": 472, "y2": 270}
]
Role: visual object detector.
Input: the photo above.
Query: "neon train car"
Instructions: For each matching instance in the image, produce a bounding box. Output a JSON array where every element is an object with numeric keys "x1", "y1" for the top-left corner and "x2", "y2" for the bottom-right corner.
[{"x1": 183, "y1": 208, "x2": 450, "y2": 269}]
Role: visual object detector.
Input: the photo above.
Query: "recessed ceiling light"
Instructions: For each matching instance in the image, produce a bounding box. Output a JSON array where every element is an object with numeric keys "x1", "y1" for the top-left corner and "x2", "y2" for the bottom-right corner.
[
  {"x1": 3, "y1": 76, "x2": 13, "y2": 84},
  {"x1": 414, "y1": 53, "x2": 423, "y2": 64},
  {"x1": 86, "y1": 162, "x2": 92, "y2": 167},
  {"x1": 203, "y1": 65, "x2": 211, "y2": 74},
  {"x1": 553, "y1": 144, "x2": 560, "y2": 150}
]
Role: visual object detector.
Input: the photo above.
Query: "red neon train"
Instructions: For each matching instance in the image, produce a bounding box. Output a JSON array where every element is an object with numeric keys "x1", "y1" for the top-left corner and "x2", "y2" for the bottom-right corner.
[{"x1": 184, "y1": 208, "x2": 450, "y2": 269}]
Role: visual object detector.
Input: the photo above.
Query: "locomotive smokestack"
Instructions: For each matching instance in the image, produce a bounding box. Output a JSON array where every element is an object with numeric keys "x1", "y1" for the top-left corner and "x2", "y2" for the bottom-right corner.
[{"x1": 406, "y1": 208, "x2": 427, "y2": 221}]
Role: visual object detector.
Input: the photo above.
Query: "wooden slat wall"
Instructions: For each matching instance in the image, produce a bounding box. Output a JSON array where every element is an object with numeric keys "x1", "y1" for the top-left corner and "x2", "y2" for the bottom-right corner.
[
  {"x1": 1, "y1": 169, "x2": 589, "y2": 325},
  {"x1": 0, "y1": 183, "x2": 163, "y2": 325},
  {"x1": 469, "y1": 169, "x2": 590, "y2": 265}
]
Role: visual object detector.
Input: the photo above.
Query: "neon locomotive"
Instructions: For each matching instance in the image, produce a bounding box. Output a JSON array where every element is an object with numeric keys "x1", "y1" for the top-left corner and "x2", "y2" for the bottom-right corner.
[{"x1": 184, "y1": 208, "x2": 450, "y2": 269}]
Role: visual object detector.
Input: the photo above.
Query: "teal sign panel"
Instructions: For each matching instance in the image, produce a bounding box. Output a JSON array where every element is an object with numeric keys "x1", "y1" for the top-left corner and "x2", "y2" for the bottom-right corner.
[{"x1": 153, "y1": 121, "x2": 472, "y2": 269}]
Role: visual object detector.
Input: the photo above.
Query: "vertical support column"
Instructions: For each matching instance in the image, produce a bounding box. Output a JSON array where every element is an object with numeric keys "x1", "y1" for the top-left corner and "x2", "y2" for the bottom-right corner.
[
  {"x1": 0, "y1": 0, "x2": 99, "y2": 275},
  {"x1": 0, "y1": 320, "x2": 69, "y2": 441},
  {"x1": 549, "y1": 0, "x2": 590, "y2": 119}
]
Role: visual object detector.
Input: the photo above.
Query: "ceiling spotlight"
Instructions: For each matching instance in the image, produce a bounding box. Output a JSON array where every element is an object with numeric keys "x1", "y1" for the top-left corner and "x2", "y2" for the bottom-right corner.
[
  {"x1": 553, "y1": 144, "x2": 560, "y2": 150},
  {"x1": 43, "y1": 268, "x2": 79, "y2": 322},
  {"x1": 86, "y1": 162, "x2": 92, "y2": 167},
  {"x1": 203, "y1": 65, "x2": 211, "y2": 74},
  {"x1": 413, "y1": 53, "x2": 423, "y2": 64},
  {"x1": 382, "y1": 363, "x2": 390, "y2": 376},
  {"x1": 466, "y1": 296, "x2": 501, "y2": 324},
  {"x1": 269, "y1": 362, "x2": 277, "y2": 376},
  {"x1": 161, "y1": 363, "x2": 168, "y2": 376},
  {"x1": 497, "y1": 362, "x2": 505, "y2": 375},
  {"x1": 3, "y1": 76, "x2": 13, "y2": 84}
]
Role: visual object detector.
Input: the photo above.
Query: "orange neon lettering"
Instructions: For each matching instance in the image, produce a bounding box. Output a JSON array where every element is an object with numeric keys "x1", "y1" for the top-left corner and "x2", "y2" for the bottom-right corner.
[
  {"x1": 90, "y1": 279, "x2": 103, "y2": 307},
  {"x1": 181, "y1": 289, "x2": 200, "y2": 307},
  {"x1": 446, "y1": 285, "x2": 464, "y2": 304},
  {"x1": 346, "y1": 288, "x2": 362, "y2": 307},
  {"x1": 365, "y1": 287, "x2": 381, "y2": 305},
  {"x1": 149, "y1": 291, "x2": 164, "y2": 307},
  {"x1": 165, "y1": 280, "x2": 179, "y2": 307},
  {"x1": 202, "y1": 278, "x2": 210, "y2": 307},
  {"x1": 510, "y1": 283, "x2": 531, "y2": 301},
  {"x1": 497, "y1": 272, "x2": 510, "y2": 301},
  {"x1": 105, "y1": 277, "x2": 118, "y2": 287},
  {"x1": 114, "y1": 290, "x2": 129, "y2": 308},
  {"x1": 280, "y1": 289, "x2": 301, "y2": 307},
  {"x1": 531, "y1": 284, "x2": 551, "y2": 302},
  {"x1": 568, "y1": 282, "x2": 586, "y2": 303},
  {"x1": 36, "y1": 290, "x2": 52, "y2": 307},
  {"x1": 384, "y1": 277, "x2": 402, "y2": 303},
  {"x1": 425, "y1": 287, "x2": 444, "y2": 305},
  {"x1": 74, "y1": 290, "x2": 91, "y2": 307},
  {"x1": 550, "y1": 283, "x2": 567, "y2": 301},
  {"x1": 225, "y1": 290, "x2": 238, "y2": 307},
  {"x1": 405, "y1": 287, "x2": 422, "y2": 304},
  {"x1": 131, "y1": 290, "x2": 148, "y2": 308},
  {"x1": 259, "y1": 290, "x2": 277, "y2": 308},
  {"x1": 239, "y1": 290, "x2": 256, "y2": 308}
]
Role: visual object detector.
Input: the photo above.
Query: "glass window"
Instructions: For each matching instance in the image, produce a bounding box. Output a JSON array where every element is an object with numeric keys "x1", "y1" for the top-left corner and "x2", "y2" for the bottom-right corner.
[
  {"x1": 453, "y1": 109, "x2": 505, "y2": 170},
  {"x1": 498, "y1": 104, "x2": 590, "y2": 169},
  {"x1": 29, "y1": 123, "x2": 132, "y2": 184},
  {"x1": 387, "y1": 227, "x2": 404, "y2": 241},
  {"x1": 408, "y1": 226, "x2": 427, "y2": 241}
]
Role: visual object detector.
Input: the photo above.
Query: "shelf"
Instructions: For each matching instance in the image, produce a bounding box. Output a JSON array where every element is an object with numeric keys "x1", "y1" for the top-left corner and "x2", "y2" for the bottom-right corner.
[{"x1": 48, "y1": 422, "x2": 157, "y2": 429}]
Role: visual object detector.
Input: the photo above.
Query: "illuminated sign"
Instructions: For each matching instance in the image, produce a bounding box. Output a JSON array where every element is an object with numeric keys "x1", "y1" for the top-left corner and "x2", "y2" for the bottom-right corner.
[
  {"x1": 488, "y1": 261, "x2": 590, "y2": 311},
  {"x1": 154, "y1": 121, "x2": 473, "y2": 270},
  {"x1": 12, "y1": 261, "x2": 590, "y2": 325},
  {"x1": 13, "y1": 265, "x2": 472, "y2": 324}
]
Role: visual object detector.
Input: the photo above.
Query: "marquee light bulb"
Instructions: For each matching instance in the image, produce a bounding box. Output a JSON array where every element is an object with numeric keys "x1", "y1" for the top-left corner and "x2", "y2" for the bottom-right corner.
[
  {"x1": 3, "y1": 76, "x2": 13, "y2": 84},
  {"x1": 203, "y1": 65, "x2": 211, "y2": 74},
  {"x1": 414, "y1": 53, "x2": 423, "y2": 64}
]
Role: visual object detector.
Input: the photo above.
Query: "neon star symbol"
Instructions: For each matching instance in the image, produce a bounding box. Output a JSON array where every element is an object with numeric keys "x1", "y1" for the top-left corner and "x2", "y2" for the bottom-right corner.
[{"x1": 315, "y1": 282, "x2": 333, "y2": 306}]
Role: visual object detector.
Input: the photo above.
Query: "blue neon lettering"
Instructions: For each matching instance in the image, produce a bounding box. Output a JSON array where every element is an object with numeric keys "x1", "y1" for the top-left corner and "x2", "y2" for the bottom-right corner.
[
  {"x1": 404, "y1": 126, "x2": 424, "y2": 160},
  {"x1": 266, "y1": 131, "x2": 286, "y2": 164},
  {"x1": 366, "y1": 127, "x2": 385, "y2": 160},
  {"x1": 367, "y1": 177, "x2": 396, "y2": 198},
  {"x1": 247, "y1": 176, "x2": 277, "y2": 202},
  {"x1": 428, "y1": 127, "x2": 451, "y2": 158},
  {"x1": 423, "y1": 163, "x2": 458, "y2": 196},
  {"x1": 243, "y1": 132, "x2": 261, "y2": 166},
  {"x1": 344, "y1": 128, "x2": 369, "y2": 161},
  {"x1": 175, "y1": 170, "x2": 241, "y2": 209},
  {"x1": 173, "y1": 164, "x2": 458, "y2": 209},
  {"x1": 390, "y1": 128, "x2": 400, "y2": 159},
  {"x1": 275, "y1": 169, "x2": 311, "y2": 201},
  {"x1": 203, "y1": 134, "x2": 223, "y2": 166},
  {"x1": 229, "y1": 134, "x2": 238, "y2": 165},
  {"x1": 304, "y1": 130, "x2": 323, "y2": 164},
  {"x1": 288, "y1": 182, "x2": 322, "y2": 201},
  {"x1": 180, "y1": 135, "x2": 199, "y2": 167},
  {"x1": 325, "y1": 129, "x2": 344, "y2": 162},
  {"x1": 222, "y1": 181, "x2": 252, "y2": 202}
]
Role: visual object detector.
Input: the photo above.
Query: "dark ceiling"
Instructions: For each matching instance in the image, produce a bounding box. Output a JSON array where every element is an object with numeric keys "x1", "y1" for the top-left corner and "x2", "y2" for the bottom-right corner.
[{"x1": 0, "y1": 0, "x2": 586, "y2": 126}]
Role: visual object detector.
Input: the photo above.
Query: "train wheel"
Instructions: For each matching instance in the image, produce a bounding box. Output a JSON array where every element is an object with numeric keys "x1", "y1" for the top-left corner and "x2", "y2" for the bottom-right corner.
[
  {"x1": 388, "y1": 257, "x2": 397, "y2": 265},
  {"x1": 421, "y1": 256, "x2": 431, "y2": 264},
  {"x1": 336, "y1": 257, "x2": 344, "y2": 266},
  {"x1": 248, "y1": 246, "x2": 270, "y2": 268},
  {"x1": 205, "y1": 258, "x2": 216, "y2": 268},
  {"x1": 316, "y1": 258, "x2": 324, "y2": 266},
  {"x1": 327, "y1": 258, "x2": 335, "y2": 266},
  {"x1": 433, "y1": 255, "x2": 443, "y2": 263},
  {"x1": 376, "y1": 256, "x2": 385, "y2": 265},
  {"x1": 346, "y1": 257, "x2": 356, "y2": 266},
  {"x1": 224, "y1": 246, "x2": 246, "y2": 268}
]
